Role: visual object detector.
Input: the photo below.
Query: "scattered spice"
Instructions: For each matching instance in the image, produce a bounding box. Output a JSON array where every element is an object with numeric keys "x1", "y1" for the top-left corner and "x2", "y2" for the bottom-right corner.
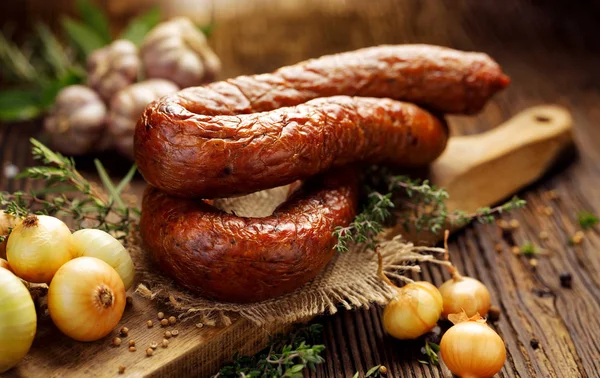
[
  {"x1": 539, "y1": 231, "x2": 549, "y2": 240},
  {"x1": 169, "y1": 316, "x2": 177, "y2": 325},
  {"x1": 157, "y1": 312, "x2": 165, "y2": 320},
  {"x1": 146, "y1": 347, "x2": 154, "y2": 357},
  {"x1": 530, "y1": 338, "x2": 540, "y2": 349},
  {"x1": 509, "y1": 219, "x2": 520, "y2": 229},
  {"x1": 520, "y1": 242, "x2": 538, "y2": 257},
  {"x1": 559, "y1": 272, "x2": 573, "y2": 288},
  {"x1": 511, "y1": 246, "x2": 521, "y2": 255},
  {"x1": 543, "y1": 207, "x2": 554, "y2": 216},
  {"x1": 150, "y1": 342, "x2": 158, "y2": 349},
  {"x1": 494, "y1": 243, "x2": 503, "y2": 253},
  {"x1": 128, "y1": 340, "x2": 135, "y2": 347},
  {"x1": 532, "y1": 287, "x2": 553, "y2": 297},
  {"x1": 543, "y1": 190, "x2": 559, "y2": 200},
  {"x1": 577, "y1": 210, "x2": 599, "y2": 230},
  {"x1": 119, "y1": 327, "x2": 129, "y2": 337},
  {"x1": 162, "y1": 339, "x2": 169, "y2": 348},
  {"x1": 569, "y1": 231, "x2": 585, "y2": 245},
  {"x1": 529, "y1": 258, "x2": 538, "y2": 269},
  {"x1": 126, "y1": 296, "x2": 133, "y2": 306},
  {"x1": 171, "y1": 329, "x2": 179, "y2": 337},
  {"x1": 118, "y1": 365, "x2": 126, "y2": 374},
  {"x1": 164, "y1": 331, "x2": 172, "y2": 339},
  {"x1": 129, "y1": 346, "x2": 136, "y2": 352},
  {"x1": 488, "y1": 306, "x2": 501, "y2": 322},
  {"x1": 497, "y1": 219, "x2": 511, "y2": 232},
  {"x1": 160, "y1": 319, "x2": 169, "y2": 327},
  {"x1": 195, "y1": 323, "x2": 203, "y2": 329},
  {"x1": 147, "y1": 320, "x2": 153, "y2": 328},
  {"x1": 112, "y1": 337, "x2": 122, "y2": 347},
  {"x1": 379, "y1": 366, "x2": 388, "y2": 375}
]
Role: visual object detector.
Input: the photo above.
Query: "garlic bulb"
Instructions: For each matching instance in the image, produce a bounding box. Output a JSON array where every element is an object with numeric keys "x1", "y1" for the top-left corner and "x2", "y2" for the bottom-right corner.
[
  {"x1": 0, "y1": 268, "x2": 37, "y2": 373},
  {"x1": 71, "y1": 229, "x2": 135, "y2": 290},
  {"x1": 141, "y1": 18, "x2": 221, "y2": 88},
  {"x1": 441, "y1": 312, "x2": 506, "y2": 378},
  {"x1": 108, "y1": 79, "x2": 179, "y2": 158},
  {"x1": 87, "y1": 39, "x2": 141, "y2": 102},
  {"x1": 44, "y1": 85, "x2": 109, "y2": 156},
  {"x1": 0, "y1": 210, "x2": 18, "y2": 259},
  {"x1": 382, "y1": 281, "x2": 443, "y2": 339}
]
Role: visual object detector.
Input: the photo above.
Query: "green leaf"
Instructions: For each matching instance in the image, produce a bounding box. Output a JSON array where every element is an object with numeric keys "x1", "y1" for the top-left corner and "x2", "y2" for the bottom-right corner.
[
  {"x1": 352, "y1": 373, "x2": 359, "y2": 378},
  {"x1": 417, "y1": 360, "x2": 429, "y2": 365},
  {"x1": 119, "y1": 6, "x2": 161, "y2": 46},
  {"x1": 39, "y1": 69, "x2": 85, "y2": 109},
  {"x1": 61, "y1": 16, "x2": 107, "y2": 57},
  {"x1": 0, "y1": 32, "x2": 38, "y2": 83},
  {"x1": 577, "y1": 210, "x2": 599, "y2": 230},
  {"x1": 76, "y1": 0, "x2": 112, "y2": 43},
  {"x1": 0, "y1": 89, "x2": 43, "y2": 121},
  {"x1": 115, "y1": 165, "x2": 138, "y2": 194},
  {"x1": 198, "y1": 23, "x2": 215, "y2": 37},
  {"x1": 94, "y1": 159, "x2": 126, "y2": 210},
  {"x1": 35, "y1": 23, "x2": 70, "y2": 77},
  {"x1": 366, "y1": 365, "x2": 381, "y2": 376}
]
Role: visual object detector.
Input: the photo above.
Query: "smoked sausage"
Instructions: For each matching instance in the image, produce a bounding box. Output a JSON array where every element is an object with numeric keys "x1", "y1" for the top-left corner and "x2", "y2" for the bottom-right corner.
[
  {"x1": 135, "y1": 44, "x2": 508, "y2": 199},
  {"x1": 139, "y1": 168, "x2": 359, "y2": 303}
]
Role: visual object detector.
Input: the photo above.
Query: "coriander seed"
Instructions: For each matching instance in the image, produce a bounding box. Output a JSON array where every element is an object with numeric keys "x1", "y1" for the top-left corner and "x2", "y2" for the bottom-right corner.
[
  {"x1": 120, "y1": 327, "x2": 129, "y2": 337},
  {"x1": 571, "y1": 231, "x2": 584, "y2": 245},
  {"x1": 509, "y1": 219, "x2": 520, "y2": 229},
  {"x1": 164, "y1": 331, "x2": 172, "y2": 339},
  {"x1": 147, "y1": 320, "x2": 153, "y2": 328},
  {"x1": 168, "y1": 316, "x2": 177, "y2": 325},
  {"x1": 539, "y1": 231, "x2": 549, "y2": 240},
  {"x1": 129, "y1": 340, "x2": 135, "y2": 347},
  {"x1": 129, "y1": 346, "x2": 136, "y2": 352},
  {"x1": 494, "y1": 243, "x2": 503, "y2": 253},
  {"x1": 379, "y1": 365, "x2": 388, "y2": 375},
  {"x1": 162, "y1": 339, "x2": 169, "y2": 348},
  {"x1": 157, "y1": 311, "x2": 165, "y2": 320},
  {"x1": 160, "y1": 319, "x2": 169, "y2": 326},
  {"x1": 118, "y1": 365, "x2": 126, "y2": 374},
  {"x1": 511, "y1": 246, "x2": 520, "y2": 255},
  {"x1": 146, "y1": 347, "x2": 154, "y2": 357},
  {"x1": 529, "y1": 258, "x2": 538, "y2": 268},
  {"x1": 150, "y1": 342, "x2": 158, "y2": 349},
  {"x1": 112, "y1": 337, "x2": 122, "y2": 346},
  {"x1": 172, "y1": 329, "x2": 179, "y2": 337}
]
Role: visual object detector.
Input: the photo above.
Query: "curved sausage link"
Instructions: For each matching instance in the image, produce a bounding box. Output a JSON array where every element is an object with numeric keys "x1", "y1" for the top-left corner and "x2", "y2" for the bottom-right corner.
[
  {"x1": 136, "y1": 96, "x2": 448, "y2": 198},
  {"x1": 139, "y1": 168, "x2": 359, "y2": 303}
]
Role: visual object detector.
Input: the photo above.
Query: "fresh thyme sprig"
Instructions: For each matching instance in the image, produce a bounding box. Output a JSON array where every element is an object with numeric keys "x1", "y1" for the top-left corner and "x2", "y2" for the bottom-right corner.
[
  {"x1": 333, "y1": 168, "x2": 526, "y2": 253},
  {"x1": 418, "y1": 341, "x2": 440, "y2": 365},
  {"x1": 0, "y1": 138, "x2": 138, "y2": 242},
  {"x1": 214, "y1": 324, "x2": 325, "y2": 378}
]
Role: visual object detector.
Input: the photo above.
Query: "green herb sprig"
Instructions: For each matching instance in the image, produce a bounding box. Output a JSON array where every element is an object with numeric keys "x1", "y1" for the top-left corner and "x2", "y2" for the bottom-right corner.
[
  {"x1": 418, "y1": 340, "x2": 440, "y2": 365},
  {"x1": 0, "y1": 139, "x2": 138, "y2": 242},
  {"x1": 577, "y1": 210, "x2": 599, "y2": 230},
  {"x1": 214, "y1": 324, "x2": 325, "y2": 378}
]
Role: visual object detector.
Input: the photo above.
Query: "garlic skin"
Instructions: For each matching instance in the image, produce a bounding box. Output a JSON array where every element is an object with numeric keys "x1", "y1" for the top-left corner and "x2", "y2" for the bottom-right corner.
[
  {"x1": 0, "y1": 210, "x2": 18, "y2": 259},
  {"x1": 71, "y1": 229, "x2": 136, "y2": 290},
  {"x1": 87, "y1": 39, "x2": 141, "y2": 102},
  {"x1": 7, "y1": 215, "x2": 73, "y2": 283},
  {"x1": 441, "y1": 315, "x2": 506, "y2": 378},
  {"x1": 141, "y1": 18, "x2": 221, "y2": 88},
  {"x1": 383, "y1": 281, "x2": 443, "y2": 340},
  {"x1": 44, "y1": 85, "x2": 108, "y2": 156},
  {"x1": 108, "y1": 79, "x2": 179, "y2": 158},
  {"x1": 439, "y1": 276, "x2": 491, "y2": 318},
  {"x1": 0, "y1": 268, "x2": 37, "y2": 373}
]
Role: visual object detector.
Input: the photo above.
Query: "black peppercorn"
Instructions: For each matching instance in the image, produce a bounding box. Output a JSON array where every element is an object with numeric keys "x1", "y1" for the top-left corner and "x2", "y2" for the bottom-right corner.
[
  {"x1": 530, "y1": 338, "x2": 540, "y2": 349},
  {"x1": 559, "y1": 272, "x2": 572, "y2": 288}
]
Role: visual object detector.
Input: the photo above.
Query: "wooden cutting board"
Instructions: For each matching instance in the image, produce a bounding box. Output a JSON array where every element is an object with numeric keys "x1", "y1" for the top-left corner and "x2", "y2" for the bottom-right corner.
[{"x1": 6, "y1": 106, "x2": 573, "y2": 378}]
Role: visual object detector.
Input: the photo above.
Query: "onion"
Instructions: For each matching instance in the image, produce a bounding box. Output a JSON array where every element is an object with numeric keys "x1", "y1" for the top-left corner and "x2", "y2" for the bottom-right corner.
[
  {"x1": 7, "y1": 215, "x2": 73, "y2": 283},
  {"x1": 0, "y1": 210, "x2": 18, "y2": 259},
  {"x1": 71, "y1": 229, "x2": 135, "y2": 290},
  {"x1": 0, "y1": 268, "x2": 37, "y2": 373},
  {"x1": 439, "y1": 276, "x2": 491, "y2": 318},
  {"x1": 0, "y1": 258, "x2": 11, "y2": 272},
  {"x1": 48, "y1": 257, "x2": 126, "y2": 342}
]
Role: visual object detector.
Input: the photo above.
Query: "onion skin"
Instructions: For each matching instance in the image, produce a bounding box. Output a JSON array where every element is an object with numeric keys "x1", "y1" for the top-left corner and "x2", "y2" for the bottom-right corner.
[
  {"x1": 0, "y1": 258, "x2": 11, "y2": 272},
  {"x1": 383, "y1": 281, "x2": 443, "y2": 339},
  {"x1": 440, "y1": 320, "x2": 506, "y2": 378},
  {"x1": 0, "y1": 268, "x2": 37, "y2": 373},
  {"x1": 439, "y1": 276, "x2": 491, "y2": 318},
  {"x1": 7, "y1": 215, "x2": 73, "y2": 283},
  {"x1": 0, "y1": 210, "x2": 18, "y2": 259},
  {"x1": 71, "y1": 229, "x2": 135, "y2": 290},
  {"x1": 48, "y1": 257, "x2": 126, "y2": 342}
]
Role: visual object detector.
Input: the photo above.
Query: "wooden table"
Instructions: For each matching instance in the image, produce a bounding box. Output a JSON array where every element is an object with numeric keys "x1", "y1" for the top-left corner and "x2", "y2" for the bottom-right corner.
[{"x1": 2, "y1": 0, "x2": 600, "y2": 376}]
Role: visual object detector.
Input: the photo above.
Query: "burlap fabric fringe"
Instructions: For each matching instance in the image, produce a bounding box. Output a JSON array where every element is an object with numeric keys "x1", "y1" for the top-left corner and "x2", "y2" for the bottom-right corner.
[{"x1": 132, "y1": 185, "x2": 448, "y2": 327}]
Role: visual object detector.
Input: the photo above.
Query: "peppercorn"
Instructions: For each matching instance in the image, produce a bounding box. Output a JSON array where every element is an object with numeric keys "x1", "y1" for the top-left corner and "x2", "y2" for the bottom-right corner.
[
  {"x1": 162, "y1": 339, "x2": 169, "y2": 348},
  {"x1": 529, "y1": 258, "x2": 538, "y2": 269},
  {"x1": 147, "y1": 320, "x2": 153, "y2": 328},
  {"x1": 160, "y1": 319, "x2": 169, "y2": 327},
  {"x1": 164, "y1": 331, "x2": 172, "y2": 339},
  {"x1": 112, "y1": 337, "x2": 122, "y2": 346},
  {"x1": 157, "y1": 311, "x2": 165, "y2": 320},
  {"x1": 511, "y1": 246, "x2": 521, "y2": 255},
  {"x1": 169, "y1": 316, "x2": 177, "y2": 325},
  {"x1": 530, "y1": 338, "x2": 539, "y2": 349},
  {"x1": 379, "y1": 365, "x2": 388, "y2": 375},
  {"x1": 539, "y1": 231, "x2": 549, "y2": 240},
  {"x1": 559, "y1": 272, "x2": 573, "y2": 288},
  {"x1": 129, "y1": 340, "x2": 135, "y2": 347},
  {"x1": 488, "y1": 306, "x2": 501, "y2": 322},
  {"x1": 120, "y1": 327, "x2": 129, "y2": 337},
  {"x1": 129, "y1": 346, "x2": 136, "y2": 352},
  {"x1": 509, "y1": 219, "x2": 520, "y2": 229},
  {"x1": 146, "y1": 347, "x2": 154, "y2": 357},
  {"x1": 494, "y1": 243, "x2": 503, "y2": 253},
  {"x1": 118, "y1": 365, "x2": 126, "y2": 374}
]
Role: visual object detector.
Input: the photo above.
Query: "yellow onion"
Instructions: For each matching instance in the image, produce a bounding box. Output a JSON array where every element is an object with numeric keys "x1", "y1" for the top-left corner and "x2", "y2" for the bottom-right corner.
[
  {"x1": 71, "y1": 229, "x2": 135, "y2": 290},
  {"x1": 0, "y1": 268, "x2": 37, "y2": 373},
  {"x1": 48, "y1": 257, "x2": 126, "y2": 342},
  {"x1": 439, "y1": 276, "x2": 491, "y2": 318},
  {"x1": 0, "y1": 258, "x2": 11, "y2": 272},
  {"x1": 0, "y1": 210, "x2": 18, "y2": 259},
  {"x1": 383, "y1": 281, "x2": 443, "y2": 339},
  {"x1": 7, "y1": 215, "x2": 73, "y2": 283},
  {"x1": 441, "y1": 312, "x2": 506, "y2": 378}
]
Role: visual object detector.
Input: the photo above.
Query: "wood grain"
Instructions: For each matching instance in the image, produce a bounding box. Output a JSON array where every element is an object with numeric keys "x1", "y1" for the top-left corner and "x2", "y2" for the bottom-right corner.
[{"x1": 2, "y1": 0, "x2": 600, "y2": 377}]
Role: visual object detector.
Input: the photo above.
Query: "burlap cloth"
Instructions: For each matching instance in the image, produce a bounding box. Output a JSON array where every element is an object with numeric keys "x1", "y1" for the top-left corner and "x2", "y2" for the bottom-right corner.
[{"x1": 132, "y1": 185, "x2": 447, "y2": 327}]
